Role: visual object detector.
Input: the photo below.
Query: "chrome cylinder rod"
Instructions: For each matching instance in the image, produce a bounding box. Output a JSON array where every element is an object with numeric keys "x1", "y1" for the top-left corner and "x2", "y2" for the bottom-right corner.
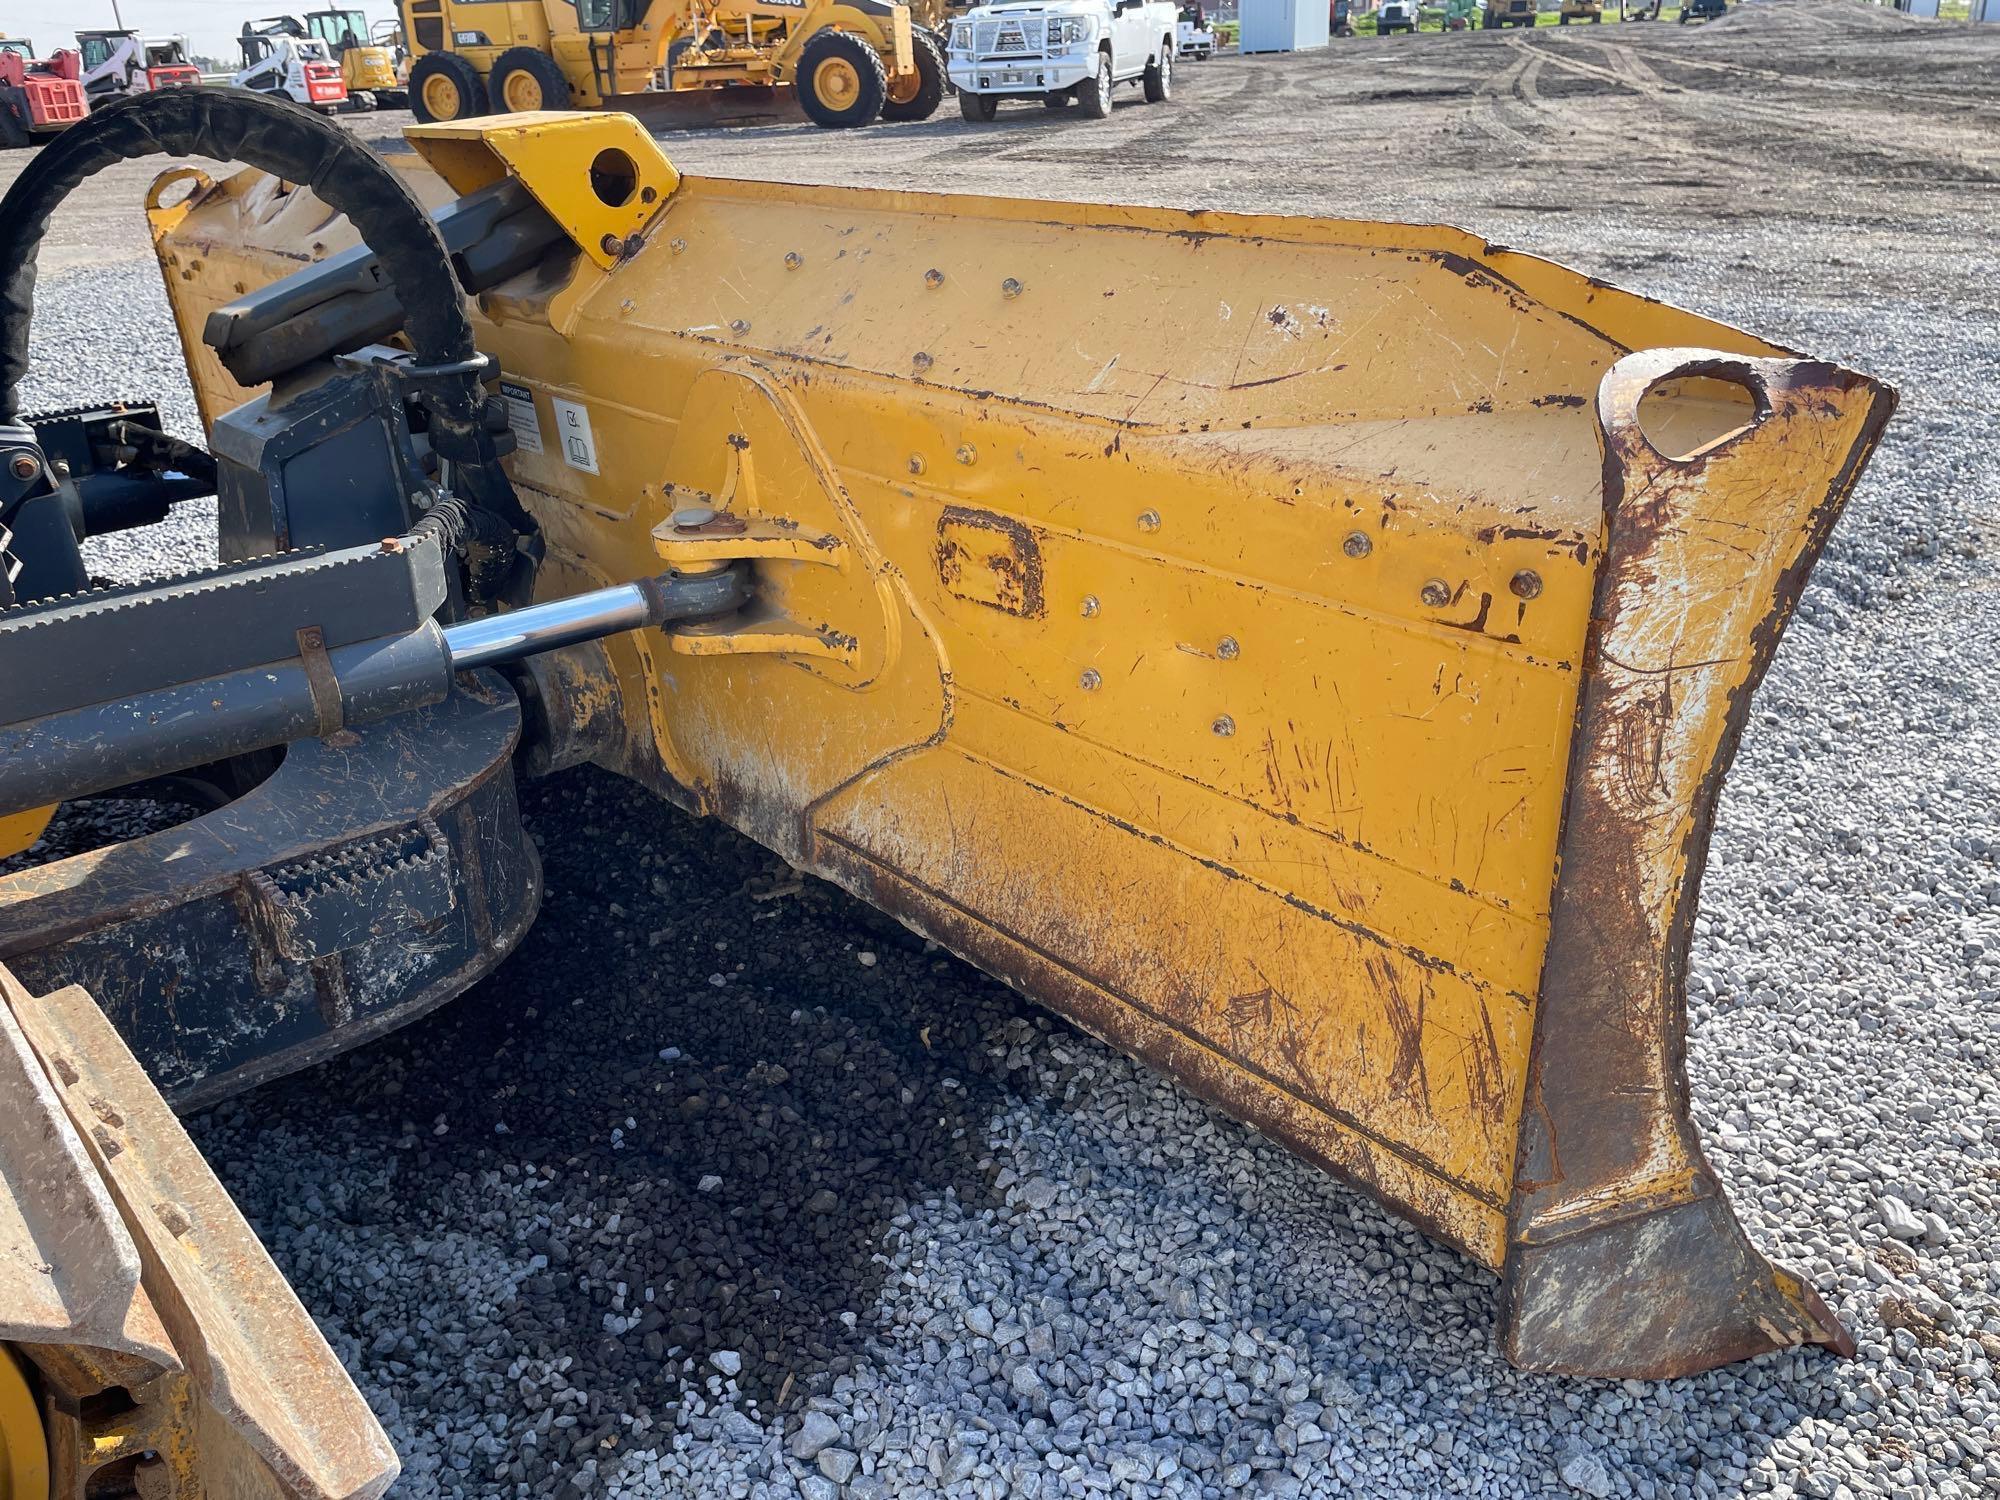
[
  {"x1": 445, "y1": 583, "x2": 656, "y2": 670},
  {"x1": 442, "y1": 567, "x2": 748, "y2": 671}
]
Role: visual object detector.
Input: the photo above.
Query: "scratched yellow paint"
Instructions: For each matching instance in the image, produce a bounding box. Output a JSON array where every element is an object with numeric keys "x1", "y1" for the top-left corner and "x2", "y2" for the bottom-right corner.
[
  {"x1": 151, "y1": 118, "x2": 1805, "y2": 1265},
  {"x1": 821, "y1": 737, "x2": 1539, "y2": 1196},
  {"x1": 0, "y1": 805, "x2": 52, "y2": 862},
  {"x1": 406, "y1": 115, "x2": 679, "y2": 272}
]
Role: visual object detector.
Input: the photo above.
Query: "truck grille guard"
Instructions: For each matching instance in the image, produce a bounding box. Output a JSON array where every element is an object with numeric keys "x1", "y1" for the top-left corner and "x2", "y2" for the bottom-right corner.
[{"x1": 973, "y1": 17, "x2": 1046, "y2": 55}]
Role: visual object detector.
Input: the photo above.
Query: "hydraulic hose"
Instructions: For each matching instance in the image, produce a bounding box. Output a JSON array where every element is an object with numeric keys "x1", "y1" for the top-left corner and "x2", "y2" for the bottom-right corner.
[{"x1": 0, "y1": 89, "x2": 528, "y2": 534}]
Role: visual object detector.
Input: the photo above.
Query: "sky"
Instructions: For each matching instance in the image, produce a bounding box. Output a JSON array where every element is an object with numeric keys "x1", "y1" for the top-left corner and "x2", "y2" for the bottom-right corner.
[{"x1": 0, "y1": 0, "x2": 394, "y2": 63}]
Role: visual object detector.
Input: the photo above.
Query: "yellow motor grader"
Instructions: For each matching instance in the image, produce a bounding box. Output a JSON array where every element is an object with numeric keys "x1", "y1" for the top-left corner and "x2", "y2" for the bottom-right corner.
[
  {"x1": 0, "y1": 93, "x2": 1892, "y2": 1492},
  {"x1": 398, "y1": 0, "x2": 945, "y2": 129}
]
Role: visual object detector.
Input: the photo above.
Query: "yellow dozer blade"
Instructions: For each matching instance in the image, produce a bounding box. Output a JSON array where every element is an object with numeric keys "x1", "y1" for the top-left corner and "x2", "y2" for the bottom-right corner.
[{"x1": 150, "y1": 114, "x2": 1893, "y2": 1379}]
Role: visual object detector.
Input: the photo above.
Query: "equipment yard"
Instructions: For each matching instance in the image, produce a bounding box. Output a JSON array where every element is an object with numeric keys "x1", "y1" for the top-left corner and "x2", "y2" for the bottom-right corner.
[{"x1": 3, "y1": 1, "x2": 1998, "y2": 1497}]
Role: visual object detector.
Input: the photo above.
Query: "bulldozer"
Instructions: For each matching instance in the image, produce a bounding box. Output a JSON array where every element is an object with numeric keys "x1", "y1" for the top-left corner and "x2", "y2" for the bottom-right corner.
[
  {"x1": 398, "y1": 0, "x2": 945, "y2": 129},
  {"x1": 0, "y1": 91, "x2": 1893, "y2": 1492}
]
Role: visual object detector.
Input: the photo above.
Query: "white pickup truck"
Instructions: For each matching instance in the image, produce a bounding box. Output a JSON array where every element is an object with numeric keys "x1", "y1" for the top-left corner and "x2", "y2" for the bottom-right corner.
[
  {"x1": 1176, "y1": 2, "x2": 1216, "y2": 58},
  {"x1": 947, "y1": 0, "x2": 1178, "y2": 121}
]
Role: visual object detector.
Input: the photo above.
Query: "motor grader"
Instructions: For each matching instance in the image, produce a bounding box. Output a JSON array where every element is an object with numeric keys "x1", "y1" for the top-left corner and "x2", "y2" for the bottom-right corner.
[
  {"x1": 0, "y1": 92, "x2": 1892, "y2": 1494},
  {"x1": 398, "y1": 0, "x2": 945, "y2": 129}
]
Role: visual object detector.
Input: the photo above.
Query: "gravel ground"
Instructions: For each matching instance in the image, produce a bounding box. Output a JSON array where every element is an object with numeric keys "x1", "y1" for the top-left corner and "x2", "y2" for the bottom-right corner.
[{"x1": 9, "y1": 2, "x2": 2000, "y2": 1496}]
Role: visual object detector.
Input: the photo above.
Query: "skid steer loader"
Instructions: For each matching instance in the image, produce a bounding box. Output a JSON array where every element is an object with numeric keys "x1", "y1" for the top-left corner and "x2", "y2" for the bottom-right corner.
[
  {"x1": 72, "y1": 31, "x2": 202, "y2": 109},
  {"x1": 232, "y1": 22, "x2": 351, "y2": 114},
  {"x1": 0, "y1": 92, "x2": 1893, "y2": 1492},
  {"x1": 398, "y1": 0, "x2": 945, "y2": 129}
]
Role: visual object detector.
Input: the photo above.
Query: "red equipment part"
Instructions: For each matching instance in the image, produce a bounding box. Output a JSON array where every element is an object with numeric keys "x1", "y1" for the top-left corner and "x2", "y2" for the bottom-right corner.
[
  {"x1": 304, "y1": 59, "x2": 347, "y2": 104},
  {"x1": 0, "y1": 45, "x2": 87, "y2": 137},
  {"x1": 143, "y1": 64, "x2": 203, "y2": 89}
]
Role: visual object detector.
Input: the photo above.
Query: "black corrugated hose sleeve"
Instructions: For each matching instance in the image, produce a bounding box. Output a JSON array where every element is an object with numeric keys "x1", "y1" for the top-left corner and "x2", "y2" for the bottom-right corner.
[
  {"x1": 0, "y1": 90, "x2": 465, "y2": 418},
  {"x1": 0, "y1": 90, "x2": 531, "y2": 543}
]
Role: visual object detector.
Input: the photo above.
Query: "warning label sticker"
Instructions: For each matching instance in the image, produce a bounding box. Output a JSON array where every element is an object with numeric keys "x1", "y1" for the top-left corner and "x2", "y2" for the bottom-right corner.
[
  {"x1": 550, "y1": 396, "x2": 600, "y2": 476},
  {"x1": 499, "y1": 381, "x2": 543, "y2": 456}
]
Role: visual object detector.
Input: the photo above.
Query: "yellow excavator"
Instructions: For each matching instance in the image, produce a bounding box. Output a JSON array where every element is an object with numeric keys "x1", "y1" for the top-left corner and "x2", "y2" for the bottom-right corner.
[
  {"x1": 0, "y1": 93, "x2": 1894, "y2": 1492},
  {"x1": 300, "y1": 7, "x2": 408, "y2": 107},
  {"x1": 398, "y1": 0, "x2": 944, "y2": 128}
]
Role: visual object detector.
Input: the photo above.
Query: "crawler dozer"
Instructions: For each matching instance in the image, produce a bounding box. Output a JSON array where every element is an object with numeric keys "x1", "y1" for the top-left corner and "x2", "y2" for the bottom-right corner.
[
  {"x1": 398, "y1": 0, "x2": 945, "y2": 129},
  {"x1": 0, "y1": 92, "x2": 1892, "y2": 1491}
]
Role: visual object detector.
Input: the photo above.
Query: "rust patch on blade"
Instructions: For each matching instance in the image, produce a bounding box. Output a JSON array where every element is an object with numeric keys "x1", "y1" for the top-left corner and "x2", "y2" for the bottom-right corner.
[
  {"x1": 1501, "y1": 351, "x2": 1896, "y2": 1377},
  {"x1": 935, "y1": 507, "x2": 1046, "y2": 620}
]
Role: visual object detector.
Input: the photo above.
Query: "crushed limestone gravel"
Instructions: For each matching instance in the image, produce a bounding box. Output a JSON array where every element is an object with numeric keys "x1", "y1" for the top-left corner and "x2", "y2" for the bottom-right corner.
[{"x1": 9, "y1": 3, "x2": 1997, "y2": 1495}]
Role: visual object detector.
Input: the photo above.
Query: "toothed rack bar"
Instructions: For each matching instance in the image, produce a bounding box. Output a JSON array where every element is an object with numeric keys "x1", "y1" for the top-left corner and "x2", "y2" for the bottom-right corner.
[{"x1": 0, "y1": 539, "x2": 750, "y2": 815}]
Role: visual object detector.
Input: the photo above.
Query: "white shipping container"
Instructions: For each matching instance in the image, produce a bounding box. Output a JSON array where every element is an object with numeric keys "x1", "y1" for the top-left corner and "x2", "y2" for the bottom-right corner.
[{"x1": 1238, "y1": 0, "x2": 1330, "y2": 51}]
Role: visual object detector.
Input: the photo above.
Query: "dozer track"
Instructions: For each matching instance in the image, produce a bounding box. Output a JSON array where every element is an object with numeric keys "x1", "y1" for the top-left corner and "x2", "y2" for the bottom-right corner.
[{"x1": 0, "y1": 93, "x2": 1893, "y2": 1495}]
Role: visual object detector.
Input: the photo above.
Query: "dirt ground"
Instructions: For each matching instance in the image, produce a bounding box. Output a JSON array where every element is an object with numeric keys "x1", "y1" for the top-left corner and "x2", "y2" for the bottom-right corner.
[
  {"x1": 674, "y1": 0, "x2": 2000, "y2": 249},
  {"x1": 7, "y1": 0, "x2": 1995, "y2": 290}
]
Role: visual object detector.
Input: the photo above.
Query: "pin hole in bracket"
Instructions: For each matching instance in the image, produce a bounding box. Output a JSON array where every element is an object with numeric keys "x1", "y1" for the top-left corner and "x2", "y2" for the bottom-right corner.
[
  {"x1": 590, "y1": 148, "x2": 638, "y2": 209},
  {"x1": 145, "y1": 167, "x2": 215, "y2": 215},
  {"x1": 1631, "y1": 358, "x2": 1771, "y2": 465}
]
